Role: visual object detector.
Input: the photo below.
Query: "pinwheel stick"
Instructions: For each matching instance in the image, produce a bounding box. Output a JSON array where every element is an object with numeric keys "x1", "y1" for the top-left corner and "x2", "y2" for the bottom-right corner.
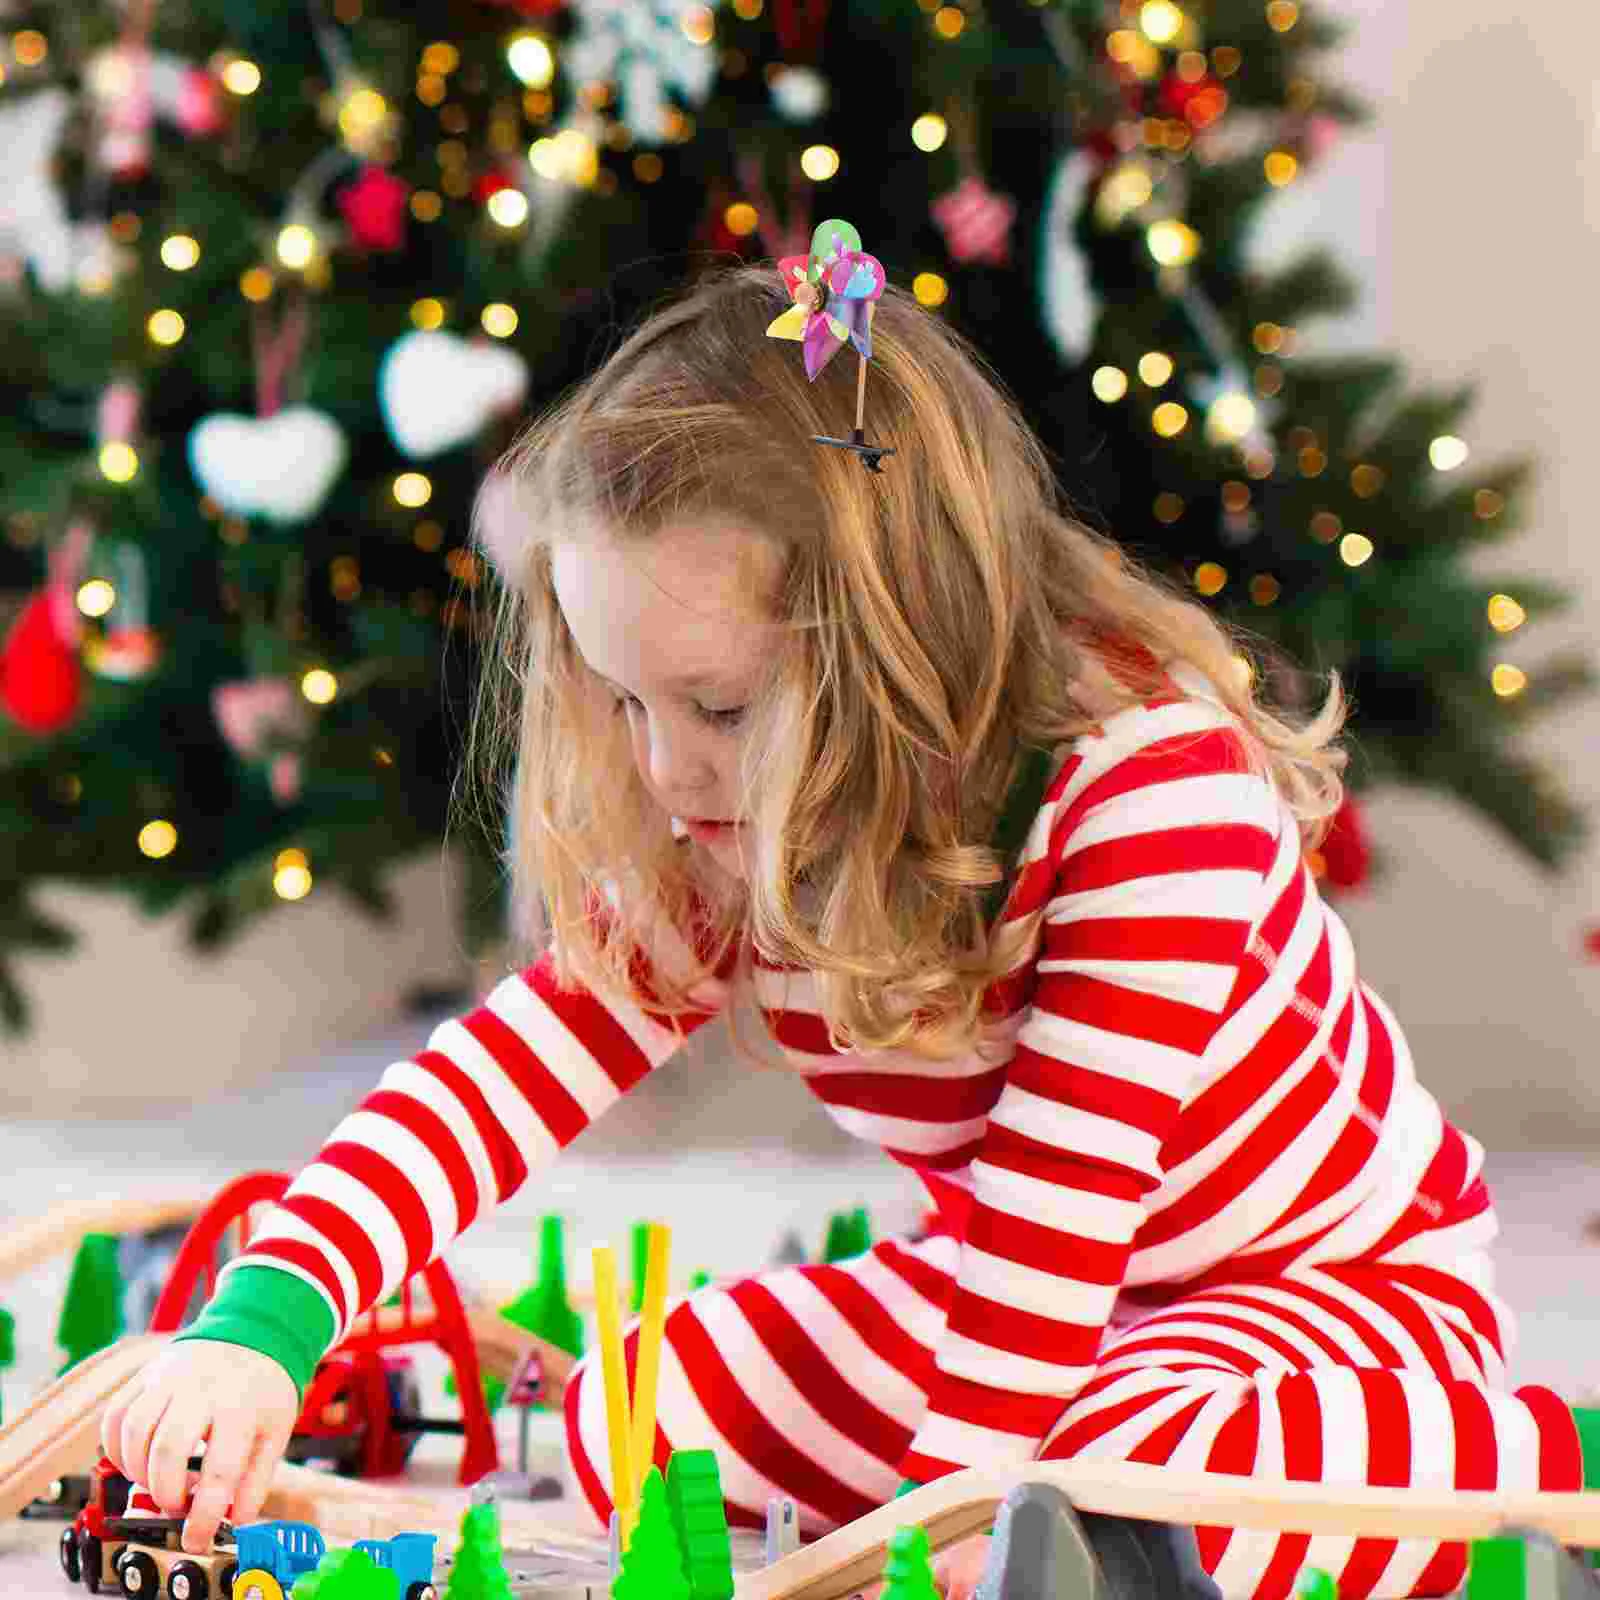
[
  {"x1": 812, "y1": 353, "x2": 898, "y2": 473},
  {"x1": 855, "y1": 350, "x2": 868, "y2": 434}
]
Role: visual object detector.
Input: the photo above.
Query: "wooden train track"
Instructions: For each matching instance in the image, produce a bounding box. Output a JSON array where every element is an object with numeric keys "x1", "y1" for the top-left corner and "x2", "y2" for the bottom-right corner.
[{"x1": 0, "y1": 1193, "x2": 213, "y2": 1284}]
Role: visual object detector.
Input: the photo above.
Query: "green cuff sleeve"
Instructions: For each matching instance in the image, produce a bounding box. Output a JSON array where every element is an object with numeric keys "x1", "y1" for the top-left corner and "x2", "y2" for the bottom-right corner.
[{"x1": 171, "y1": 1264, "x2": 338, "y2": 1404}]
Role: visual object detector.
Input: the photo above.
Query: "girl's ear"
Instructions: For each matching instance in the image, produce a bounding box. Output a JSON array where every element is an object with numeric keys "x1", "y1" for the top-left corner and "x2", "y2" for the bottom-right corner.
[{"x1": 472, "y1": 470, "x2": 526, "y2": 584}]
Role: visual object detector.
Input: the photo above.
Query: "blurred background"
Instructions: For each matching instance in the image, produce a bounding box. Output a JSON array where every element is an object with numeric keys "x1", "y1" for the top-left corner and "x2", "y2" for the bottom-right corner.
[{"x1": 0, "y1": 0, "x2": 1597, "y2": 1199}]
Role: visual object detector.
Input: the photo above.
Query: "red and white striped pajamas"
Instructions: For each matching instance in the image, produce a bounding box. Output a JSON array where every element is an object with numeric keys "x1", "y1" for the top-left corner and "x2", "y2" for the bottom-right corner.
[{"x1": 220, "y1": 669, "x2": 1581, "y2": 1600}]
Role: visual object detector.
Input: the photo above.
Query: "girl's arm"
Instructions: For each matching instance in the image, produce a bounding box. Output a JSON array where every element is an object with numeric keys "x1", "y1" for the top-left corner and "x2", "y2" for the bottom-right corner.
[
  {"x1": 172, "y1": 890, "x2": 741, "y2": 1398},
  {"x1": 896, "y1": 708, "x2": 1283, "y2": 1485}
]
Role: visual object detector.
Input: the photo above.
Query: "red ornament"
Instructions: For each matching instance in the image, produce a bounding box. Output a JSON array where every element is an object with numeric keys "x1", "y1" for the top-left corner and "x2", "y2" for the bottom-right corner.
[
  {"x1": 1582, "y1": 925, "x2": 1600, "y2": 961},
  {"x1": 932, "y1": 176, "x2": 1017, "y2": 267},
  {"x1": 0, "y1": 589, "x2": 82, "y2": 734},
  {"x1": 337, "y1": 164, "x2": 412, "y2": 253},
  {"x1": 481, "y1": 0, "x2": 566, "y2": 16},
  {"x1": 1316, "y1": 790, "x2": 1371, "y2": 892},
  {"x1": 176, "y1": 67, "x2": 224, "y2": 135},
  {"x1": 473, "y1": 169, "x2": 517, "y2": 205}
]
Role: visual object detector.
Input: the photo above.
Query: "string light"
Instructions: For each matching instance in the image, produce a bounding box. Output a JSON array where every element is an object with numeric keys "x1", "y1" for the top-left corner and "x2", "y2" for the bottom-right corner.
[
  {"x1": 680, "y1": 6, "x2": 716, "y2": 44},
  {"x1": 221, "y1": 58, "x2": 261, "y2": 95},
  {"x1": 147, "y1": 309, "x2": 185, "y2": 345},
  {"x1": 932, "y1": 6, "x2": 964, "y2": 38},
  {"x1": 1193, "y1": 562, "x2": 1227, "y2": 596},
  {"x1": 506, "y1": 33, "x2": 555, "y2": 87},
  {"x1": 1138, "y1": 2, "x2": 1183, "y2": 44},
  {"x1": 276, "y1": 223, "x2": 319, "y2": 270},
  {"x1": 911, "y1": 113, "x2": 947, "y2": 152},
  {"x1": 800, "y1": 145, "x2": 839, "y2": 181},
  {"x1": 411, "y1": 297, "x2": 446, "y2": 330},
  {"x1": 1339, "y1": 533, "x2": 1374, "y2": 567},
  {"x1": 912, "y1": 272, "x2": 948, "y2": 308},
  {"x1": 1152, "y1": 402, "x2": 1189, "y2": 437},
  {"x1": 273, "y1": 848, "x2": 313, "y2": 901},
  {"x1": 160, "y1": 235, "x2": 200, "y2": 271},
  {"x1": 1138, "y1": 352, "x2": 1173, "y2": 387},
  {"x1": 12, "y1": 29, "x2": 48, "y2": 66},
  {"x1": 1146, "y1": 218, "x2": 1200, "y2": 267},
  {"x1": 1205, "y1": 390, "x2": 1256, "y2": 446},
  {"x1": 1264, "y1": 150, "x2": 1298, "y2": 187},
  {"x1": 1091, "y1": 367, "x2": 1129, "y2": 402},
  {"x1": 1488, "y1": 594, "x2": 1527, "y2": 633},
  {"x1": 481, "y1": 302, "x2": 518, "y2": 337},
  {"x1": 337, "y1": 82, "x2": 392, "y2": 155},
  {"x1": 77, "y1": 579, "x2": 116, "y2": 617},
  {"x1": 1491, "y1": 664, "x2": 1527, "y2": 699},
  {"x1": 486, "y1": 187, "x2": 529, "y2": 226},
  {"x1": 301, "y1": 668, "x2": 338, "y2": 704},
  {"x1": 722, "y1": 202, "x2": 758, "y2": 236},
  {"x1": 138, "y1": 820, "x2": 178, "y2": 859},
  {"x1": 394, "y1": 471, "x2": 432, "y2": 507},
  {"x1": 1429, "y1": 434, "x2": 1469, "y2": 471},
  {"x1": 240, "y1": 266, "x2": 274, "y2": 301},
  {"x1": 98, "y1": 443, "x2": 139, "y2": 483}
]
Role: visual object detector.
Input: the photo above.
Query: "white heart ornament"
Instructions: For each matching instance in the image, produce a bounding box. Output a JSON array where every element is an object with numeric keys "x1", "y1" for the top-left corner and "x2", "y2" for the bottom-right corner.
[
  {"x1": 380, "y1": 330, "x2": 529, "y2": 460},
  {"x1": 188, "y1": 407, "x2": 348, "y2": 525}
]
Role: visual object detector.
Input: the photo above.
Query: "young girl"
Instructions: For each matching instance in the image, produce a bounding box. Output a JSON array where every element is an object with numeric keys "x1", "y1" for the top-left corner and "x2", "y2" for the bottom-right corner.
[{"x1": 103, "y1": 261, "x2": 1590, "y2": 1600}]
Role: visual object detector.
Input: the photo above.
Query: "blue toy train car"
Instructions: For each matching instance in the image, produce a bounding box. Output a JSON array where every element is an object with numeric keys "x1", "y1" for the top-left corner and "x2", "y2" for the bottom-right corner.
[{"x1": 230, "y1": 1521, "x2": 436, "y2": 1600}]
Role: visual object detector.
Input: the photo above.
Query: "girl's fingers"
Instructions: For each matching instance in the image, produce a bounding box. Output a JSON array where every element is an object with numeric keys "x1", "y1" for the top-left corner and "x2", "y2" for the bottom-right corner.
[
  {"x1": 115, "y1": 1383, "x2": 176, "y2": 1500},
  {"x1": 229, "y1": 1423, "x2": 288, "y2": 1530},
  {"x1": 146, "y1": 1398, "x2": 208, "y2": 1516}
]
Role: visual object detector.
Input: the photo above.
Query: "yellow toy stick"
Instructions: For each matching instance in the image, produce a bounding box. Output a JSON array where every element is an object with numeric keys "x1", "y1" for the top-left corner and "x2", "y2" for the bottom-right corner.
[
  {"x1": 629, "y1": 1222, "x2": 672, "y2": 1506},
  {"x1": 591, "y1": 1245, "x2": 636, "y2": 1542}
]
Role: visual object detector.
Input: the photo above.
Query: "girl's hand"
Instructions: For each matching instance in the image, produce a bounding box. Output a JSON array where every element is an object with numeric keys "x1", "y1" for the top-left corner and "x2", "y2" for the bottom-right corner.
[
  {"x1": 855, "y1": 1531, "x2": 994, "y2": 1600},
  {"x1": 100, "y1": 1341, "x2": 299, "y2": 1556}
]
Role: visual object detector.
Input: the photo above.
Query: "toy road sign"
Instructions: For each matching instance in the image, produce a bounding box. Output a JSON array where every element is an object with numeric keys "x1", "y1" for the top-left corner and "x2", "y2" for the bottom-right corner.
[{"x1": 505, "y1": 1348, "x2": 544, "y2": 1407}]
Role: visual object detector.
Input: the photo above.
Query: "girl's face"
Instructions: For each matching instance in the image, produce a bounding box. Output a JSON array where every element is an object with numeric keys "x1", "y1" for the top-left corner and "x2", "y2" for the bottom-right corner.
[{"x1": 551, "y1": 520, "x2": 782, "y2": 879}]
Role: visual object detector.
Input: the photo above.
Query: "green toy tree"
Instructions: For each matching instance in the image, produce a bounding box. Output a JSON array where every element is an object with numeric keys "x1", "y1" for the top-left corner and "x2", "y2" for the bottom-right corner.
[
  {"x1": 0, "y1": 1303, "x2": 13, "y2": 1424},
  {"x1": 56, "y1": 1232, "x2": 124, "y2": 1374},
  {"x1": 613, "y1": 1466, "x2": 690, "y2": 1600},
  {"x1": 821, "y1": 1206, "x2": 871, "y2": 1263},
  {"x1": 665, "y1": 1449, "x2": 735, "y2": 1600},
  {"x1": 880, "y1": 1526, "x2": 941, "y2": 1600},
  {"x1": 444, "y1": 1499, "x2": 515, "y2": 1600},
  {"x1": 292, "y1": 1546, "x2": 399, "y2": 1600}
]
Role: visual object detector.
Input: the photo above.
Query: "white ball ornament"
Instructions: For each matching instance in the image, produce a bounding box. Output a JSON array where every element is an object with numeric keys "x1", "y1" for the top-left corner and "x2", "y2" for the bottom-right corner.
[
  {"x1": 187, "y1": 406, "x2": 349, "y2": 525},
  {"x1": 379, "y1": 329, "x2": 530, "y2": 461},
  {"x1": 769, "y1": 66, "x2": 829, "y2": 124}
]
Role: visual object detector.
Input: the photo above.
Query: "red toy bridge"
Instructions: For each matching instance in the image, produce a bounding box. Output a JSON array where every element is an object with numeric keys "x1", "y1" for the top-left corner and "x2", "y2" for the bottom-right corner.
[{"x1": 147, "y1": 1170, "x2": 497, "y2": 1484}]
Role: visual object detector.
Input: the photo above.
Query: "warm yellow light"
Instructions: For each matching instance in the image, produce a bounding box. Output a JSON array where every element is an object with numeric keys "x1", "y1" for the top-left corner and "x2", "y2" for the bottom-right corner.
[
  {"x1": 147, "y1": 309, "x2": 186, "y2": 346},
  {"x1": 276, "y1": 223, "x2": 317, "y2": 269},
  {"x1": 1429, "y1": 434, "x2": 1469, "y2": 471},
  {"x1": 222, "y1": 58, "x2": 261, "y2": 95},
  {"x1": 1264, "y1": 149, "x2": 1299, "y2": 187},
  {"x1": 138, "y1": 820, "x2": 178, "y2": 859},
  {"x1": 680, "y1": 5, "x2": 716, "y2": 45},
  {"x1": 1139, "y1": 1, "x2": 1184, "y2": 44},
  {"x1": 1152, "y1": 402, "x2": 1189, "y2": 437},
  {"x1": 912, "y1": 272, "x2": 948, "y2": 307},
  {"x1": 911, "y1": 113, "x2": 948, "y2": 153},
  {"x1": 98, "y1": 443, "x2": 139, "y2": 483},
  {"x1": 506, "y1": 32, "x2": 555, "y2": 87},
  {"x1": 1091, "y1": 366, "x2": 1129, "y2": 403},
  {"x1": 240, "y1": 266, "x2": 274, "y2": 302},
  {"x1": 1194, "y1": 562, "x2": 1227, "y2": 596},
  {"x1": 12, "y1": 29, "x2": 48, "y2": 66},
  {"x1": 732, "y1": 0, "x2": 763, "y2": 15},
  {"x1": 338, "y1": 86, "x2": 389, "y2": 146},
  {"x1": 273, "y1": 849, "x2": 313, "y2": 901},
  {"x1": 394, "y1": 471, "x2": 433, "y2": 508},
  {"x1": 77, "y1": 579, "x2": 116, "y2": 618},
  {"x1": 487, "y1": 186, "x2": 529, "y2": 226},
  {"x1": 723, "y1": 201, "x2": 758, "y2": 236},
  {"x1": 421, "y1": 41, "x2": 460, "y2": 75},
  {"x1": 1206, "y1": 390, "x2": 1257, "y2": 445},
  {"x1": 1491, "y1": 664, "x2": 1528, "y2": 698},
  {"x1": 301, "y1": 668, "x2": 338, "y2": 705},
  {"x1": 932, "y1": 5, "x2": 964, "y2": 37},
  {"x1": 800, "y1": 144, "x2": 839, "y2": 181},
  {"x1": 1339, "y1": 533, "x2": 1375, "y2": 567},
  {"x1": 1096, "y1": 161, "x2": 1153, "y2": 225},
  {"x1": 160, "y1": 234, "x2": 200, "y2": 271},
  {"x1": 1265, "y1": 1, "x2": 1300, "y2": 32},
  {"x1": 1487, "y1": 594, "x2": 1527, "y2": 633},
  {"x1": 1146, "y1": 218, "x2": 1200, "y2": 266},
  {"x1": 529, "y1": 130, "x2": 599, "y2": 186},
  {"x1": 411, "y1": 297, "x2": 446, "y2": 330},
  {"x1": 481, "y1": 302, "x2": 519, "y2": 337},
  {"x1": 1138, "y1": 351, "x2": 1174, "y2": 387},
  {"x1": 1249, "y1": 574, "x2": 1281, "y2": 607},
  {"x1": 410, "y1": 189, "x2": 443, "y2": 222}
]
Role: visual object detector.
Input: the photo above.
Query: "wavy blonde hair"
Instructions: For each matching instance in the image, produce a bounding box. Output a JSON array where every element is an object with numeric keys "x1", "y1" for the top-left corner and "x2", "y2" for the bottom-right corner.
[{"x1": 463, "y1": 261, "x2": 1347, "y2": 1067}]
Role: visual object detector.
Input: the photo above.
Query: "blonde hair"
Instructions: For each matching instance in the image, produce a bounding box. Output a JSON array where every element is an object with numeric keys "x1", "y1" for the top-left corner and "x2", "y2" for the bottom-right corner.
[{"x1": 462, "y1": 261, "x2": 1347, "y2": 1067}]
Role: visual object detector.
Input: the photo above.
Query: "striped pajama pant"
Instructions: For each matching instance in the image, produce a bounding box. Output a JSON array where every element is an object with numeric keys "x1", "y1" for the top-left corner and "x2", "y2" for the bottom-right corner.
[{"x1": 564, "y1": 1226, "x2": 1581, "y2": 1600}]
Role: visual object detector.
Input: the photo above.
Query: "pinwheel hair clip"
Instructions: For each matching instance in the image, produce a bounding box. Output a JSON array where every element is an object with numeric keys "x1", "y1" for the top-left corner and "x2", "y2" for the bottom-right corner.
[{"x1": 766, "y1": 218, "x2": 898, "y2": 473}]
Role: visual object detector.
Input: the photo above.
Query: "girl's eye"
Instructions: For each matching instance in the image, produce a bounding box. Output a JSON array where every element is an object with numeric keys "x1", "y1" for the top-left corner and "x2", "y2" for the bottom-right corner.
[{"x1": 610, "y1": 690, "x2": 745, "y2": 732}]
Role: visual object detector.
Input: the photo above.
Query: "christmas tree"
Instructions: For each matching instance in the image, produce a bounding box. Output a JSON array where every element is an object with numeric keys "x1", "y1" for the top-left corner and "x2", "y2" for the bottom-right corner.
[
  {"x1": 55, "y1": 1231, "x2": 124, "y2": 1373},
  {"x1": 880, "y1": 1526, "x2": 941, "y2": 1600},
  {"x1": 443, "y1": 1499, "x2": 514, "y2": 1600},
  {"x1": 613, "y1": 1466, "x2": 691, "y2": 1600},
  {"x1": 1, "y1": 0, "x2": 1591, "y2": 1029}
]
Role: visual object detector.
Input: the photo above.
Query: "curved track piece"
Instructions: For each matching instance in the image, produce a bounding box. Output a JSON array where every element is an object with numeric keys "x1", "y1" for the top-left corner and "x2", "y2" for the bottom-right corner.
[
  {"x1": 731, "y1": 1461, "x2": 1600, "y2": 1600},
  {"x1": 0, "y1": 1334, "x2": 172, "y2": 1520},
  {"x1": 0, "y1": 1196, "x2": 212, "y2": 1284}
]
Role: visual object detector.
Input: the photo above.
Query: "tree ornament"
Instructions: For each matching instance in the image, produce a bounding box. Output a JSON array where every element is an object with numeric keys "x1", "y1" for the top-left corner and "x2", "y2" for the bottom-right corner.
[
  {"x1": 482, "y1": 0, "x2": 567, "y2": 15},
  {"x1": 0, "y1": 522, "x2": 91, "y2": 734},
  {"x1": 768, "y1": 65, "x2": 828, "y2": 123},
  {"x1": 563, "y1": 0, "x2": 721, "y2": 144},
  {"x1": 1037, "y1": 148, "x2": 1102, "y2": 365},
  {"x1": 188, "y1": 407, "x2": 349, "y2": 525},
  {"x1": 212, "y1": 678, "x2": 311, "y2": 805},
  {"x1": 81, "y1": 539, "x2": 161, "y2": 682},
  {"x1": 379, "y1": 329, "x2": 529, "y2": 459},
  {"x1": 83, "y1": 45, "x2": 224, "y2": 179},
  {"x1": 0, "y1": 88, "x2": 112, "y2": 294},
  {"x1": 931, "y1": 175, "x2": 1016, "y2": 267},
  {"x1": 337, "y1": 163, "x2": 411, "y2": 252}
]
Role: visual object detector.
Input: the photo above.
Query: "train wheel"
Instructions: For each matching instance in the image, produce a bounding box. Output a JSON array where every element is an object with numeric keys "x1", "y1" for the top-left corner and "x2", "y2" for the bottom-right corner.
[
  {"x1": 82, "y1": 1535, "x2": 104, "y2": 1594},
  {"x1": 120, "y1": 1551, "x2": 160, "y2": 1597},
  {"x1": 60, "y1": 1527, "x2": 81, "y2": 1582},
  {"x1": 168, "y1": 1560, "x2": 209, "y2": 1600},
  {"x1": 406, "y1": 1584, "x2": 438, "y2": 1600},
  {"x1": 231, "y1": 1568, "x2": 285, "y2": 1600},
  {"x1": 215, "y1": 1560, "x2": 237, "y2": 1600}
]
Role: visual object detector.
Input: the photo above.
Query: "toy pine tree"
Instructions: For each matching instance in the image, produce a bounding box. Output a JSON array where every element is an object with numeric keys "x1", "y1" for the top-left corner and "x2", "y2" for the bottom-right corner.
[
  {"x1": 56, "y1": 1232, "x2": 124, "y2": 1374},
  {"x1": 630, "y1": 1221, "x2": 650, "y2": 1314},
  {"x1": 665, "y1": 1450, "x2": 735, "y2": 1600},
  {"x1": 848, "y1": 1206, "x2": 872, "y2": 1256},
  {"x1": 612, "y1": 1466, "x2": 690, "y2": 1600},
  {"x1": 688, "y1": 1270, "x2": 711, "y2": 1291},
  {"x1": 444, "y1": 1500, "x2": 514, "y2": 1600},
  {"x1": 880, "y1": 1526, "x2": 941, "y2": 1600},
  {"x1": 821, "y1": 1207, "x2": 871, "y2": 1263},
  {"x1": 0, "y1": 1304, "x2": 11, "y2": 1424},
  {"x1": 292, "y1": 1547, "x2": 399, "y2": 1600}
]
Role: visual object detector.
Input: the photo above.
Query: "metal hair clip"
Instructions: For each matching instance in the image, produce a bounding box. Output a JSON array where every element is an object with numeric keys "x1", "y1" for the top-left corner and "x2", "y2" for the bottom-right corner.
[{"x1": 766, "y1": 218, "x2": 898, "y2": 474}]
